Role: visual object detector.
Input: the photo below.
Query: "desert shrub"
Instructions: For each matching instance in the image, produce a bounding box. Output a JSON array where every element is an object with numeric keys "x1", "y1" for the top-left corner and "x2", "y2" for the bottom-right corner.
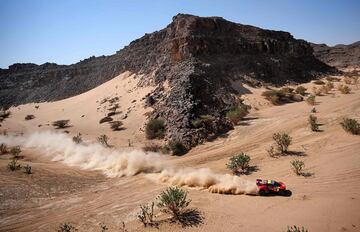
[
  {"x1": 23, "y1": 164, "x2": 32, "y2": 174},
  {"x1": 119, "y1": 222, "x2": 129, "y2": 232},
  {"x1": 161, "y1": 145, "x2": 171, "y2": 154},
  {"x1": 0, "y1": 143, "x2": 8, "y2": 154},
  {"x1": 308, "y1": 115, "x2": 319, "y2": 131},
  {"x1": 25, "y1": 114, "x2": 35, "y2": 120},
  {"x1": 99, "y1": 223, "x2": 108, "y2": 232},
  {"x1": 0, "y1": 110, "x2": 11, "y2": 122},
  {"x1": 226, "y1": 105, "x2": 249, "y2": 125},
  {"x1": 291, "y1": 160, "x2": 304, "y2": 176},
  {"x1": 267, "y1": 145, "x2": 277, "y2": 157},
  {"x1": 157, "y1": 187, "x2": 191, "y2": 219},
  {"x1": 57, "y1": 223, "x2": 78, "y2": 232},
  {"x1": 191, "y1": 115, "x2": 216, "y2": 129},
  {"x1": 137, "y1": 202, "x2": 155, "y2": 227},
  {"x1": 99, "y1": 116, "x2": 113, "y2": 124},
  {"x1": 72, "y1": 133, "x2": 82, "y2": 144},
  {"x1": 108, "y1": 103, "x2": 119, "y2": 112},
  {"x1": 337, "y1": 84, "x2": 351, "y2": 94},
  {"x1": 145, "y1": 118, "x2": 165, "y2": 139},
  {"x1": 10, "y1": 146, "x2": 21, "y2": 158},
  {"x1": 109, "y1": 121, "x2": 123, "y2": 131},
  {"x1": 272, "y1": 133, "x2": 292, "y2": 154},
  {"x1": 340, "y1": 118, "x2": 360, "y2": 135},
  {"x1": 313, "y1": 80, "x2": 325, "y2": 85},
  {"x1": 143, "y1": 143, "x2": 162, "y2": 152},
  {"x1": 306, "y1": 95, "x2": 316, "y2": 105},
  {"x1": 168, "y1": 140, "x2": 187, "y2": 156},
  {"x1": 52, "y1": 120, "x2": 70, "y2": 129},
  {"x1": 97, "y1": 134, "x2": 110, "y2": 147},
  {"x1": 262, "y1": 88, "x2": 302, "y2": 105},
  {"x1": 311, "y1": 107, "x2": 316, "y2": 113},
  {"x1": 295, "y1": 86, "x2": 307, "y2": 96},
  {"x1": 226, "y1": 153, "x2": 251, "y2": 174},
  {"x1": 8, "y1": 159, "x2": 21, "y2": 171},
  {"x1": 287, "y1": 225, "x2": 308, "y2": 232}
]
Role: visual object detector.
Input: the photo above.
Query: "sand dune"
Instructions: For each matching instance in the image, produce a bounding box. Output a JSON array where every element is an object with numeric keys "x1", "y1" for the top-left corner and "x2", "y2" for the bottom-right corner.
[{"x1": 0, "y1": 75, "x2": 360, "y2": 232}]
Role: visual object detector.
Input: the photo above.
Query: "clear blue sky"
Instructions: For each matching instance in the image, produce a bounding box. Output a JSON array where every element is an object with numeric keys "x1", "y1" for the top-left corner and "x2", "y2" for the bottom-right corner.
[{"x1": 0, "y1": 0, "x2": 359, "y2": 68}]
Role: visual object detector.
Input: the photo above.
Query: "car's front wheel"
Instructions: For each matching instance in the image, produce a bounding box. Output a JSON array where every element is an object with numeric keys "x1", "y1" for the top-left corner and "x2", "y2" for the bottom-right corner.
[{"x1": 258, "y1": 189, "x2": 267, "y2": 196}]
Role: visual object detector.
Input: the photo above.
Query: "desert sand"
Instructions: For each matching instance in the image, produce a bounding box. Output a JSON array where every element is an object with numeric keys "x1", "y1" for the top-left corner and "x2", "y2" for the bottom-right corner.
[{"x1": 0, "y1": 73, "x2": 359, "y2": 232}]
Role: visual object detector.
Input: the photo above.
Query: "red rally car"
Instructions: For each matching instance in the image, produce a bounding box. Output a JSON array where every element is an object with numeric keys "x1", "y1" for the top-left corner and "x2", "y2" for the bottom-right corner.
[{"x1": 256, "y1": 179, "x2": 292, "y2": 196}]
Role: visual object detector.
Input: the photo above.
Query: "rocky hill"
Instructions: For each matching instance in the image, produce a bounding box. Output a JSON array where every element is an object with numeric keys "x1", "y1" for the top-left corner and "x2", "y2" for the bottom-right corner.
[
  {"x1": 311, "y1": 41, "x2": 360, "y2": 68},
  {"x1": 0, "y1": 14, "x2": 335, "y2": 148}
]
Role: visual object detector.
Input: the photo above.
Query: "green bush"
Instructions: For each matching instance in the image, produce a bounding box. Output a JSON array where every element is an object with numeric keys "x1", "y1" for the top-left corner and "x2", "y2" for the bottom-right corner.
[
  {"x1": 226, "y1": 153, "x2": 251, "y2": 174},
  {"x1": 191, "y1": 115, "x2": 215, "y2": 128},
  {"x1": 137, "y1": 202, "x2": 155, "y2": 227},
  {"x1": 262, "y1": 88, "x2": 301, "y2": 105},
  {"x1": 308, "y1": 115, "x2": 319, "y2": 132},
  {"x1": 290, "y1": 160, "x2": 304, "y2": 176},
  {"x1": 272, "y1": 133, "x2": 292, "y2": 154},
  {"x1": 142, "y1": 143, "x2": 162, "y2": 153},
  {"x1": 168, "y1": 141, "x2": 187, "y2": 156},
  {"x1": 157, "y1": 187, "x2": 191, "y2": 219},
  {"x1": 8, "y1": 159, "x2": 21, "y2": 171},
  {"x1": 287, "y1": 225, "x2": 308, "y2": 232},
  {"x1": 10, "y1": 146, "x2": 21, "y2": 158},
  {"x1": 23, "y1": 164, "x2": 32, "y2": 175},
  {"x1": 226, "y1": 106, "x2": 249, "y2": 125},
  {"x1": 340, "y1": 118, "x2": 360, "y2": 135},
  {"x1": 52, "y1": 120, "x2": 70, "y2": 129},
  {"x1": 306, "y1": 95, "x2": 316, "y2": 105},
  {"x1": 295, "y1": 86, "x2": 307, "y2": 96},
  {"x1": 57, "y1": 223, "x2": 78, "y2": 232},
  {"x1": 145, "y1": 118, "x2": 165, "y2": 139}
]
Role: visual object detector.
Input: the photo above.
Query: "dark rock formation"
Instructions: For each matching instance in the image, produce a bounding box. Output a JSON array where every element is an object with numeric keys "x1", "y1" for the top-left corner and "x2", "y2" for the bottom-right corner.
[
  {"x1": 311, "y1": 41, "x2": 360, "y2": 68},
  {"x1": 0, "y1": 14, "x2": 335, "y2": 149}
]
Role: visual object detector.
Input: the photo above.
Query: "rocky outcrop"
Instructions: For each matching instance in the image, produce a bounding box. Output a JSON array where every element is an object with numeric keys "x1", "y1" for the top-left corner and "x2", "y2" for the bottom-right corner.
[
  {"x1": 0, "y1": 14, "x2": 335, "y2": 149},
  {"x1": 311, "y1": 41, "x2": 360, "y2": 68}
]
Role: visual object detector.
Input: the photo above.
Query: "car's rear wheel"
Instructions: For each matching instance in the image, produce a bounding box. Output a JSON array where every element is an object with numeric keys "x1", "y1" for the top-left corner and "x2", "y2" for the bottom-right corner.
[
  {"x1": 258, "y1": 189, "x2": 267, "y2": 196},
  {"x1": 279, "y1": 190, "x2": 292, "y2": 197}
]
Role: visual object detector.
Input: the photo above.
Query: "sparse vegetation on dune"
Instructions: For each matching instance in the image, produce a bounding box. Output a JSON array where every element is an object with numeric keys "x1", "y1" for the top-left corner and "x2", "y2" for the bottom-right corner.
[
  {"x1": 226, "y1": 153, "x2": 251, "y2": 174},
  {"x1": 168, "y1": 140, "x2": 187, "y2": 156},
  {"x1": 25, "y1": 114, "x2": 35, "y2": 120},
  {"x1": 0, "y1": 109, "x2": 11, "y2": 122},
  {"x1": 308, "y1": 115, "x2": 319, "y2": 132},
  {"x1": 340, "y1": 118, "x2": 360, "y2": 135},
  {"x1": 291, "y1": 160, "x2": 304, "y2": 176},
  {"x1": 72, "y1": 133, "x2": 82, "y2": 144},
  {"x1": 191, "y1": 115, "x2": 215, "y2": 128},
  {"x1": 262, "y1": 88, "x2": 303, "y2": 105},
  {"x1": 146, "y1": 118, "x2": 165, "y2": 139},
  {"x1": 326, "y1": 76, "x2": 340, "y2": 82},
  {"x1": 226, "y1": 105, "x2": 249, "y2": 125},
  {"x1": 23, "y1": 164, "x2": 32, "y2": 175},
  {"x1": 287, "y1": 225, "x2": 309, "y2": 232},
  {"x1": 99, "y1": 116, "x2": 113, "y2": 124},
  {"x1": 109, "y1": 120, "x2": 123, "y2": 131},
  {"x1": 272, "y1": 133, "x2": 292, "y2": 154},
  {"x1": 57, "y1": 223, "x2": 78, "y2": 232},
  {"x1": 137, "y1": 202, "x2": 155, "y2": 227},
  {"x1": 306, "y1": 95, "x2": 316, "y2": 105},
  {"x1": 157, "y1": 187, "x2": 191, "y2": 220},
  {"x1": 52, "y1": 120, "x2": 70, "y2": 129},
  {"x1": 8, "y1": 158, "x2": 21, "y2": 171},
  {"x1": 97, "y1": 134, "x2": 110, "y2": 147},
  {"x1": 10, "y1": 146, "x2": 21, "y2": 158},
  {"x1": 295, "y1": 86, "x2": 307, "y2": 96}
]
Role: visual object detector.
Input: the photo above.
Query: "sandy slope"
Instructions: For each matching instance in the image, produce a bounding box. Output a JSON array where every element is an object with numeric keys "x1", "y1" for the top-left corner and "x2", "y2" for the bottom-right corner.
[{"x1": 0, "y1": 75, "x2": 360, "y2": 232}]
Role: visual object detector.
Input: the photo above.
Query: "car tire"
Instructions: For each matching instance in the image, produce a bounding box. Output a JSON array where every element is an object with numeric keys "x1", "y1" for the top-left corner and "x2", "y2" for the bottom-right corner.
[{"x1": 259, "y1": 189, "x2": 267, "y2": 196}]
